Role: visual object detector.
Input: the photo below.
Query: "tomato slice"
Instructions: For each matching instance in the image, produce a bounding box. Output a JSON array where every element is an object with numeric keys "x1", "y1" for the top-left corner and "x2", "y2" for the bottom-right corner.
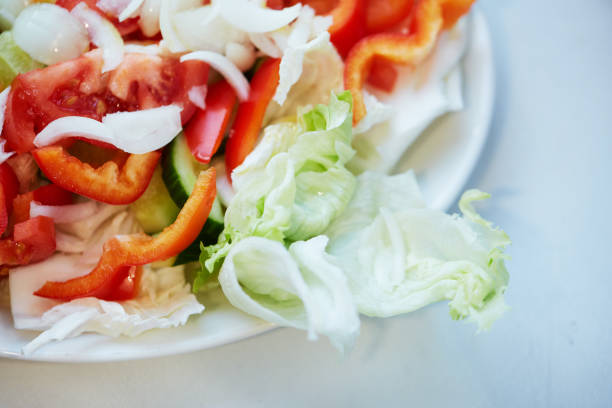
[
  {"x1": 0, "y1": 163, "x2": 18, "y2": 213},
  {"x1": 13, "y1": 216, "x2": 56, "y2": 263},
  {"x1": 108, "y1": 54, "x2": 209, "y2": 125},
  {"x1": 185, "y1": 80, "x2": 237, "y2": 164},
  {"x1": 2, "y1": 51, "x2": 208, "y2": 153}
]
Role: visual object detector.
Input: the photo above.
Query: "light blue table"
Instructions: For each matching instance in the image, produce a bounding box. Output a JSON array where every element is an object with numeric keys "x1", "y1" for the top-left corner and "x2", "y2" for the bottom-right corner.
[{"x1": 1, "y1": 0, "x2": 610, "y2": 406}]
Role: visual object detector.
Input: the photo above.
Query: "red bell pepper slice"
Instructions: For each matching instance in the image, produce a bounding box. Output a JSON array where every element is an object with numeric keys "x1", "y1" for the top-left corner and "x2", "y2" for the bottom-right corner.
[
  {"x1": 345, "y1": 0, "x2": 476, "y2": 124},
  {"x1": 32, "y1": 184, "x2": 74, "y2": 206},
  {"x1": 328, "y1": 0, "x2": 367, "y2": 58},
  {"x1": 345, "y1": 0, "x2": 443, "y2": 124},
  {"x1": 284, "y1": 0, "x2": 366, "y2": 58},
  {"x1": 440, "y1": 0, "x2": 475, "y2": 29},
  {"x1": 32, "y1": 146, "x2": 160, "y2": 205},
  {"x1": 34, "y1": 168, "x2": 217, "y2": 301},
  {"x1": 225, "y1": 58, "x2": 280, "y2": 183},
  {"x1": 367, "y1": 57, "x2": 400, "y2": 92},
  {"x1": 366, "y1": 0, "x2": 415, "y2": 34},
  {"x1": 185, "y1": 80, "x2": 237, "y2": 164},
  {"x1": 13, "y1": 216, "x2": 56, "y2": 263}
]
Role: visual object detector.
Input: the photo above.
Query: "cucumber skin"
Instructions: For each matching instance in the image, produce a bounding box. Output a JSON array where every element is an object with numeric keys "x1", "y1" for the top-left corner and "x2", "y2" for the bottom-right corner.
[
  {"x1": 173, "y1": 217, "x2": 224, "y2": 265},
  {"x1": 161, "y1": 133, "x2": 225, "y2": 265}
]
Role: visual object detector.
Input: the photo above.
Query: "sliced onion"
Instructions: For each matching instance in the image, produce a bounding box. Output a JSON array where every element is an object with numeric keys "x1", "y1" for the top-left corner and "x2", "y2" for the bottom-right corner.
[
  {"x1": 159, "y1": 0, "x2": 201, "y2": 53},
  {"x1": 118, "y1": 0, "x2": 144, "y2": 21},
  {"x1": 225, "y1": 42, "x2": 256, "y2": 72},
  {"x1": 0, "y1": 0, "x2": 34, "y2": 31},
  {"x1": 124, "y1": 43, "x2": 162, "y2": 55},
  {"x1": 0, "y1": 87, "x2": 14, "y2": 163},
  {"x1": 0, "y1": 86, "x2": 10, "y2": 137},
  {"x1": 96, "y1": 0, "x2": 131, "y2": 16},
  {"x1": 72, "y1": 3, "x2": 124, "y2": 73},
  {"x1": 55, "y1": 231, "x2": 88, "y2": 254},
  {"x1": 12, "y1": 4, "x2": 89, "y2": 66},
  {"x1": 188, "y1": 85, "x2": 207, "y2": 110},
  {"x1": 34, "y1": 105, "x2": 182, "y2": 154},
  {"x1": 181, "y1": 51, "x2": 250, "y2": 101},
  {"x1": 30, "y1": 201, "x2": 99, "y2": 224},
  {"x1": 138, "y1": 0, "x2": 161, "y2": 37},
  {"x1": 248, "y1": 33, "x2": 281, "y2": 58},
  {"x1": 214, "y1": 0, "x2": 301, "y2": 33},
  {"x1": 173, "y1": 6, "x2": 248, "y2": 54}
]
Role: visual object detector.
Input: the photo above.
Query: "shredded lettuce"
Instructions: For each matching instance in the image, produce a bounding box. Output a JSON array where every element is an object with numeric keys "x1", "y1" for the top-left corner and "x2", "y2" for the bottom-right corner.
[
  {"x1": 197, "y1": 91, "x2": 355, "y2": 291},
  {"x1": 324, "y1": 171, "x2": 510, "y2": 330}
]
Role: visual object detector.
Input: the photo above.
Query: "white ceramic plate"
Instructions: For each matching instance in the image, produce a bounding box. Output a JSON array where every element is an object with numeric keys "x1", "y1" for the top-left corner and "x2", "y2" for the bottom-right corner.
[{"x1": 0, "y1": 10, "x2": 494, "y2": 362}]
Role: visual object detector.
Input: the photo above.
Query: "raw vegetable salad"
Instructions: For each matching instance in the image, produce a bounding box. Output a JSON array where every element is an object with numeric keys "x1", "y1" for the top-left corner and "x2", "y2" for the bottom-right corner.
[{"x1": 0, "y1": 0, "x2": 510, "y2": 355}]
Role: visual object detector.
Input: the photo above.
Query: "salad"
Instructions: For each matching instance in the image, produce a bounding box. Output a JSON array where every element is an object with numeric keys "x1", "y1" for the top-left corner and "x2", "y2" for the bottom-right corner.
[{"x1": 0, "y1": 0, "x2": 510, "y2": 355}]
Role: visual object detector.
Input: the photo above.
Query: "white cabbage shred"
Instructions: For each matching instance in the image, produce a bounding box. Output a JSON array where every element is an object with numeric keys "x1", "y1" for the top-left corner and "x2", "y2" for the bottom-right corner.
[{"x1": 9, "y1": 205, "x2": 203, "y2": 354}]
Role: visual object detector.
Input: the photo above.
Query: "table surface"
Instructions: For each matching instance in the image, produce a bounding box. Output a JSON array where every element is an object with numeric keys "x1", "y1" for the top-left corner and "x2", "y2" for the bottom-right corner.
[{"x1": 1, "y1": 0, "x2": 611, "y2": 407}]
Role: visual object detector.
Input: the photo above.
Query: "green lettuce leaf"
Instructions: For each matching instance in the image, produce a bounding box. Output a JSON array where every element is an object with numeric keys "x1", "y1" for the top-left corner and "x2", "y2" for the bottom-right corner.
[
  {"x1": 196, "y1": 91, "x2": 356, "y2": 291},
  {"x1": 325, "y1": 171, "x2": 511, "y2": 330}
]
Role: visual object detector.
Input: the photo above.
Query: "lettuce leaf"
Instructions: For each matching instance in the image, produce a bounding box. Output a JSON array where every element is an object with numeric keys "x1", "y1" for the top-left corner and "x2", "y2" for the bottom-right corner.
[
  {"x1": 218, "y1": 235, "x2": 359, "y2": 351},
  {"x1": 325, "y1": 171, "x2": 510, "y2": 330},
  {"x1": 197, "y1": 91, "x2": 356, "y2": 290}
]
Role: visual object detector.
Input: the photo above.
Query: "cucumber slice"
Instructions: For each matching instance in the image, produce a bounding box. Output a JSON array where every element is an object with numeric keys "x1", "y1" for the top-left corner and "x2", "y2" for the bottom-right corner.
[
  {"x1": 130, "y1": 166, "x2": 179, "y2": 234},
  {"x1": 0, "y1": 31, "x2": 42, "y2": 89},
  {"x1": 162, "y1": 132, "x2": 224, "y2": 265}
]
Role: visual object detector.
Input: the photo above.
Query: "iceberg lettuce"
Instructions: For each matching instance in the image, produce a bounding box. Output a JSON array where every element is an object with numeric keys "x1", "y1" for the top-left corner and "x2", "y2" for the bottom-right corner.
[
  {"x1": 325, "y1": 171, "x2": 510, "y2": 330},
  {"x1": 198, "y1": 91, "x2": 356, "y2": 289},
  {"x1": 218, "y1": 236, "x2": 359, "y2": 352}
]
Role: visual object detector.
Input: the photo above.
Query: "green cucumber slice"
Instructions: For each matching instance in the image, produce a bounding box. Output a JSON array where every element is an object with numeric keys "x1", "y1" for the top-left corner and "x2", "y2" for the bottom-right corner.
[
  {"x1": 130, "y1": 166, "x2": 179, "y2": 234},
  {"x1": 162, "y1": 132, "x2": 224, "y2": 265},
  {"x1": 0, "y1": 31, "x2": 42, "y2": 89}
]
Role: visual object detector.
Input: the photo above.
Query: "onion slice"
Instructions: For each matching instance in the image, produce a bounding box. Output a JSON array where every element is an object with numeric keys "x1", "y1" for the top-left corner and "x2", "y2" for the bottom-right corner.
[
  {"x1": 12, "y1": 4, "x2": 89, "y2": 66},
  {"x1": 139, "y1": 0, "x2": 162, "y2": 37},
  {"x1": 214, "y1": 0, "x2": 301, "y2": 33},
  {"x1": 188, "y1": 85, "x2": 207, "y2": 110},
  {"x1": 0, "y1": 87, "x2": 15, "y2": 164},
  {"x1": 34, "y1": 105, "x2": 182, "y2": 154},
  {"x1": 181, "y1": 51, "x2": 250, "y2": 101},
  {"x1": 118, "y1": 0, "x2": 145, "y2": 21},
  {"x1": 30, "y1": 201, "x2": 99, "y2": 224},
  {"x1": 72, "y1": 3, "x2": 124, "y2": 73},
  {"x1": 159, "y1": 0, "x2": 201, "y2": 53}
]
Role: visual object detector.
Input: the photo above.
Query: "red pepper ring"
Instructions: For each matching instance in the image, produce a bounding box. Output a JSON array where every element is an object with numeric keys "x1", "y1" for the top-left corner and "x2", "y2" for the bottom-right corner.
[
  {"x1": 345, "y1": 0, "x2": 443, "y2": 125},
  {"x1": 34, "y1": 168, "x2": 217, "y2": 301},
  {"x1": 32, "y1": 146, "x2": 161, "y2": 205},
  {"x1": 345, "y1": 0, "x2": 476, "y2": 125}
]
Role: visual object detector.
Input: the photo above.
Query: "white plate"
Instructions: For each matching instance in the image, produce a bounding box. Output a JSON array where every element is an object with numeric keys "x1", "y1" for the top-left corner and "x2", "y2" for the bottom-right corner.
[{"x1": 0, "y1": 10, "x2": 494, "y2": 363}]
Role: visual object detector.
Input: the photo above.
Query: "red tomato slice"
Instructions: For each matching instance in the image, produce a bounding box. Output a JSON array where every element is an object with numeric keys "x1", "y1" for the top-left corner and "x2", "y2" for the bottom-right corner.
[
  {"x1": 13, "y1": 216, "x2": 56, "y2": 263},
  {"x1": 185, "y1": 80, "x2": 237, "y2": 164},
  {"x1": 0, "y1": 163, "x2": 19, "y2": 213},
  {"x1": 2, "y1": 51, "x2": 208, "y2": 153}
]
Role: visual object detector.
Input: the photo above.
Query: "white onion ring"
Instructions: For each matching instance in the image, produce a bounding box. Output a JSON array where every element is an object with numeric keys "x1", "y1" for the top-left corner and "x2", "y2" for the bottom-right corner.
[
  {"x1": 30, "y1": 201, "x2": 99, "y2": 224},
  {"x1": 181, "y1": 51, "x2": 250, "y2": 101}
]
